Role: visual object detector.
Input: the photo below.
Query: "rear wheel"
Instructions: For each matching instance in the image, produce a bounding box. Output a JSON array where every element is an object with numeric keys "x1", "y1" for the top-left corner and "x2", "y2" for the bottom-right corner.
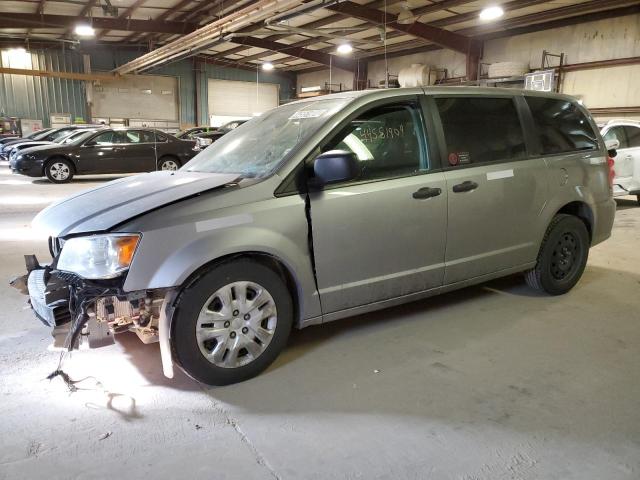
[
  {"x1": 172, "y1": 259, "x2": 293, "y2": 385},
  {"x1": 45, "y1": 158, "x2": 74, "y2": 183},
  {"x1": 525, "y1": 214, "x2": 590, "y2": 295},
  {"x1": 158, "y1": 156, "x2": 180, "y2": 171}
]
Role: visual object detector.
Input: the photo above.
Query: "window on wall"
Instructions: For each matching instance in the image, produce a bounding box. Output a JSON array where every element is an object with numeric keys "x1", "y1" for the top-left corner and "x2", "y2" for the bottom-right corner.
[
  {"x1": 323, "y1": 102, "x2": 428, "y2": 181},
  {"x1": 435, "y1": 97, "x2": 526, "y2": 166},
  {"x1": 525, "y1": 97, "x2": 598, "y2": 154}
]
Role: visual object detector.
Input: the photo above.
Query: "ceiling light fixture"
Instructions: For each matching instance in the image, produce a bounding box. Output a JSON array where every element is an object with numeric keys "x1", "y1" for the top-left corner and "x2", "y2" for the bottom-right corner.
[
  {"x1": 262, "y1": 62, "x2": 274, "y2": 71},
  {"x1": 336, "y1": 43, "x2": 353, "y2": 55},
  {"x1": 479, "y1": 6, "x2": 504, "y2": 21},
  {"x1": 74, "y1": 24, "x2": 95, "y2": 36}
]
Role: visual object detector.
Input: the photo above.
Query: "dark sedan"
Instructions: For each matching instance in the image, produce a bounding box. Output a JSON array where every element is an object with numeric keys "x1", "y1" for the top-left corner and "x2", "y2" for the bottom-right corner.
[
  {"x1": 10, "y1": 128, "x2": 198, "y2": 183},
  {"x1": 193, "y1": 120, "x2": 248, "y2": 147}
]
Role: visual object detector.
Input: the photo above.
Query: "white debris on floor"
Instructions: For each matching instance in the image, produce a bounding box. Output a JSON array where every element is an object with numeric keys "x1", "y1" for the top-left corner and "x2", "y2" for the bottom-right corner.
[{"x1": 1, "y1": 164, "x2": 639, "y2": 480}]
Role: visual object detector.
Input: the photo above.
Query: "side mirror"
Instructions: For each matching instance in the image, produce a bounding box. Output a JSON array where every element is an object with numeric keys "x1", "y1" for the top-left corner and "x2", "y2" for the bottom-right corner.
[
  {"x1": 309, "y1": 150, "x2": 359, "y2": 189},
  {"x1": 605, "y1": 138, "x2": 619, "y2": 158}
]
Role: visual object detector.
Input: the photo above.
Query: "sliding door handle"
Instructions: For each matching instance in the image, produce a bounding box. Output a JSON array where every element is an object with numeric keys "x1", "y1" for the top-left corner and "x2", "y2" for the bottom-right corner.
[
  {"x1": 452, "y1": 180, "x2": 478, "y2": 193},
  {"x1": 412, "y1": 187, "x2": 442, "y2": 199}
]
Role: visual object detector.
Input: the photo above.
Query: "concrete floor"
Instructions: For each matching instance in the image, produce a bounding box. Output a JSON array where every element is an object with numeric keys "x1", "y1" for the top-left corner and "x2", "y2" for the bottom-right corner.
[{"x1": 1, "y1": 163, "x2": 639, "y2": 480}]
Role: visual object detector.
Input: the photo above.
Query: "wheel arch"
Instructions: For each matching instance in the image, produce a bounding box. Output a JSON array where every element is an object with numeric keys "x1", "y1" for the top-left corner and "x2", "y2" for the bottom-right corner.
[
  {"x1": 44, "y1": 154, "x2": 75, "y2": 174},
  {"x1": 555, "y1": 201, "x2": 594, "y2": 241},
  {"x1": 158, "y1": 154, "x2": 181, "y2": 167},
  {"x1": 176, "y1": 251, "x2": 302, "y2": 328}
]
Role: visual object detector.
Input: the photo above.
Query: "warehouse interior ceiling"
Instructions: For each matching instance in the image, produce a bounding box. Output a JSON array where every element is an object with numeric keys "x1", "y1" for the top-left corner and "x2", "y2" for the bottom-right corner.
[{"x1": 0, "y1": 0, "x2": 639, "y2": 74}]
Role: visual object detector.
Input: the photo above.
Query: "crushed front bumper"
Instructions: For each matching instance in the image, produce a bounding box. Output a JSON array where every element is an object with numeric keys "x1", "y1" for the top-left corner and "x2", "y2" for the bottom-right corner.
[
  {"x1": 12, "y1": 254, "x2": 178, "y2": 378},
  {"x1": 27, "y1": 268, "x2": 71, "y2": 327}
]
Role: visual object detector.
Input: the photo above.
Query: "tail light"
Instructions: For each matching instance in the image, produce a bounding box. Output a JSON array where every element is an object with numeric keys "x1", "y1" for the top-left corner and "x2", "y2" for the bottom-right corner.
[{"x1": 607, "y1": 156, "x2": 615, "y2": 187}]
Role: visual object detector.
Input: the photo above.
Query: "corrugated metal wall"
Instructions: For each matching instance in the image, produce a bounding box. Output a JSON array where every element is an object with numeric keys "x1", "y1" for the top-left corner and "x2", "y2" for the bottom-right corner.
[
  {"x1": 0, "y1": 46, "x2": 296, "y2": 128},
  {"x1": 0, "y1": 49, "x2": 87, "y2": 126}
]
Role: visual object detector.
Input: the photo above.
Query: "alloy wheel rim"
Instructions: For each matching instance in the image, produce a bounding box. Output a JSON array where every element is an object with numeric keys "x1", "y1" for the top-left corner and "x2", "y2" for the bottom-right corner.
[
  {"x1": 195, "y1": 281, "x2": 277, "y2": 368},
  {"x1": 550, "y1": 232, "x2": 579, "y2": 280},
  {"x1": 50, "y1": 162, "x2": 70, "y2": 181},
  {"x1": 161, "y1": 160, "x2": 179, "y2": 171}
]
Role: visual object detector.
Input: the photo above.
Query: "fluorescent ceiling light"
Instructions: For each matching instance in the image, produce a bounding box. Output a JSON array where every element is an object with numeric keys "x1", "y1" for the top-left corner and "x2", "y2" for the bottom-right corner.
[
  {"x1": 479, "y1": 6, "x2": 504, "y2": 21},
  {"x1": 74, "y1": 24, "x2": 95, "y2": 36},
  {"x1": 262, "y1": 62, "x2": 274, "y2": 71},
  {"x1": 336, "y1": 43, "x2": 353, "y2": 55}
]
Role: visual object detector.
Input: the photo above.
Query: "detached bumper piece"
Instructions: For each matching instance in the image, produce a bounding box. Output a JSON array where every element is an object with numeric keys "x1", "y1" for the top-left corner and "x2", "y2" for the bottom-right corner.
[{"x1": 28, "y1": 268, "x2": 71, "y2": 328}]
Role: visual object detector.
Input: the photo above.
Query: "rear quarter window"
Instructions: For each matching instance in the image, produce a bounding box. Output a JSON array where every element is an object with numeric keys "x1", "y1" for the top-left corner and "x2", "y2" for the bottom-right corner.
[
  {"x1": 525, "y1": 97, "x2": 598, "y2": 154},
  {"x1": 435, "y1": 96, "x2": 527, "y2": 166}
]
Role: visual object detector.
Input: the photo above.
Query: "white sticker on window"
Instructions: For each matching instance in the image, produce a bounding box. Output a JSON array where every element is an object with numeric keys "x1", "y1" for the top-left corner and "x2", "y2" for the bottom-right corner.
[
  {"x1": 289, "y1": 110, "x2": 326, "y2": 119},
  {"x1": 487, "y1": 169, "x2": 514, "y2": 180}
]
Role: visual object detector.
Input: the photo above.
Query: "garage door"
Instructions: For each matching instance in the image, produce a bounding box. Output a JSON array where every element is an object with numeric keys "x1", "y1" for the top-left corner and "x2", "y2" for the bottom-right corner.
[
  {"x1": 93, "y1": 74, "x2": 179, "y2": 121},
  {"x1": 208, "y1": 79, "x2": 279, "y2": 126}
]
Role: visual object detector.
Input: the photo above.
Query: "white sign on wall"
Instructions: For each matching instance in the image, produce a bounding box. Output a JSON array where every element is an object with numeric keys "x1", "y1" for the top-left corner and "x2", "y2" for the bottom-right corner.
[{"x1": 524, "y1": 70, "x2": 555, "y2": 92}]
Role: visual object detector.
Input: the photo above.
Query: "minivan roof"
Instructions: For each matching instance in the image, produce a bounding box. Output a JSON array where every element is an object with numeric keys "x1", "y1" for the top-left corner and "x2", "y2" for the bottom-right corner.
[{"x1": 291, "y1": 86, "x2": 580, "y2": 105}]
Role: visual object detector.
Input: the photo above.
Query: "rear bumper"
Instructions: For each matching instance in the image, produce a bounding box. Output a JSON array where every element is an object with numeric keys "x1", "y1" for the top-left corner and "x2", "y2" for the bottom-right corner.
[{"x1": 592, "y1": 197, "x2": 616, "y2": 246}]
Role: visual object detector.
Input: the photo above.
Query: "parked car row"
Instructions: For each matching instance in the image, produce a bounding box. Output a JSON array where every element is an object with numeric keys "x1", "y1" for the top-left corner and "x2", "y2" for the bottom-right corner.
[
  {"x1": 4, "y1": 114, "x2": 637, "y2": 201},
  {"x1": 4, "y1": 126, "x2": 199, "y2": 183}
]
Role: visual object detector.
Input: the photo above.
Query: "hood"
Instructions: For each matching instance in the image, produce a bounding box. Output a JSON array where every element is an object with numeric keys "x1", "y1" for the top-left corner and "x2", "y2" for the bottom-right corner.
[
  {"x1": 33, "y1": 170, "x2": 239, "y2": 237},
  {"x1": 19, "y1": 143, "x2": 63, "y2": 155},
  {"x1": 10, "y1": 141, "x2": 54, "y2": 150}
]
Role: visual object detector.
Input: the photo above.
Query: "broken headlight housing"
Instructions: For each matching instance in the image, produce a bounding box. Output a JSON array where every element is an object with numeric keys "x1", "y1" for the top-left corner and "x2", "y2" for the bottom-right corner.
[{"x1": 56, "y1": 233, "x2": 140, "y2": 280}]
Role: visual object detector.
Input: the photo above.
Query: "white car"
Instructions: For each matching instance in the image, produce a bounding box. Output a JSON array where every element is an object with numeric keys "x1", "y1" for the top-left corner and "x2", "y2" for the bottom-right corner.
[{"x1": 601, "y1": 120, "x2": 640, "y2": 204}]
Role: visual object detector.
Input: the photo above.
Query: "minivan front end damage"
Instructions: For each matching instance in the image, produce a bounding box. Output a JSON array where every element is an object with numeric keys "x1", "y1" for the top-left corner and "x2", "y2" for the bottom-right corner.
[{"x1": 13, "y1": 249, "x2": 178, "y2": 378}]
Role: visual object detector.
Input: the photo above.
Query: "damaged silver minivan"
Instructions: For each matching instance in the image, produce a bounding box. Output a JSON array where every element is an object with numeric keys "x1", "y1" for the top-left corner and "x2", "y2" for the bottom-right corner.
[{"x1": 14, "y1": 87, "x2": 616, "y2": 385}]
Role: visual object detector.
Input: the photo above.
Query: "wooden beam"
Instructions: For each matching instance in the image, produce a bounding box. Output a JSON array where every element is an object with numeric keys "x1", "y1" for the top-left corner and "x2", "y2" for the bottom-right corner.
[
  {"x1": 0, "y1": 67, "x2": 117, "y2": 81},
  {"x1": 227, "y1": 35, "x2": 358, "y2": 71},
  {"x1": 0, "y1": 13, "x2": 199, "y2": 34}
]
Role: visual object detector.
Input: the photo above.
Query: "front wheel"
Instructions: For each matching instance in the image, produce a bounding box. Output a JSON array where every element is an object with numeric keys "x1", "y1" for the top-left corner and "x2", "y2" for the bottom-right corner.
[
  {"x1": 45, "y1": 158, "x2": 74, "y2": 183},
  {"x1": 172, "y1": 259, "x2": 293, "y2": 385},
  {"x1": 525, "y1": 214, "x2": 590, "y2": 295},
  {"x1": 158, "y1": 157, "x2": 180, "y2": 171}
]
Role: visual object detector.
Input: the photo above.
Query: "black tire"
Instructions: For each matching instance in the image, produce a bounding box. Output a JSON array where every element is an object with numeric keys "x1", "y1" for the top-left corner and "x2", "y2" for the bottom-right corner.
[
  {"x1": 636, "y1": 194, "x2": 640, "y2": 206},
  {"x1": 44, "y1": 157, "x2": 74, "y2": 183},
  {"x1": 525, "y1": 214, "x2": 590, "y2": 295},
  {"x1": 172, "y1": 259, "x2": 293, "y2": 386},
  {"x1": 158, "y1": 156, "x2": 181, "y2": 171}
]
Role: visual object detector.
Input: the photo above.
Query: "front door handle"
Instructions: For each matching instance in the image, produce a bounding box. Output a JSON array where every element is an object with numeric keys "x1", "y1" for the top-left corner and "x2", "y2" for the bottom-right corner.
[
  {"x1": 452, "y1": 180, "x2": 478, "y2": 193},
  {"x1": 412, "y1": 187, "x2": 442, "y2": 199}
]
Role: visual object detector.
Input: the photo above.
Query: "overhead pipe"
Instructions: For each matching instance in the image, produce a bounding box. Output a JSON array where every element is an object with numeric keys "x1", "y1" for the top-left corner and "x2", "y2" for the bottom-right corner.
[
  {"x1": 113, "y1": 0, "x2": 303, "y2": 75},
  {"x1": 264, "y1": 0, "x2": 344, "y2": 24}
]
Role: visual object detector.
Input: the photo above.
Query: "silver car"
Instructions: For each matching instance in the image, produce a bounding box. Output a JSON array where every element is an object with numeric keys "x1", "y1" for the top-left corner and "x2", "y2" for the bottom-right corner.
[{"x1": 15, "y1": 87, "x2": 616, "y2": 385}]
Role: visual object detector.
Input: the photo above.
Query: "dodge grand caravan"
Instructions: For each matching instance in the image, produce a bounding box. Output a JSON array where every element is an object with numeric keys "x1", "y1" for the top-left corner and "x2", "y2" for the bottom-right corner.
[{"x1": 13, "y1": 87, "x2": 616, "y2": 386}]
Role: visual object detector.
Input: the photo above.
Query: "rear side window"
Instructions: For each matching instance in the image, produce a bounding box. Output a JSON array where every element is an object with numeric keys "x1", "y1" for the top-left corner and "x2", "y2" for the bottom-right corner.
[
  {"x1": 525, "y1": 97, "x2": 598, "y2": 154},
  {"x1": 623, "y1": 126, "x2": 640, "y2": 148},
  {"x1": 603, "y1": 126, "x2": 628, "y2": 149},
  {"x1": 435, "y1": 97, "x2": 526, "y2": 166}
]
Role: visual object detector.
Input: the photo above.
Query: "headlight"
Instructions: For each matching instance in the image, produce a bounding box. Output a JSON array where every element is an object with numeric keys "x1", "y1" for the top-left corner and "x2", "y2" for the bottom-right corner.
[{"x1": 56, "y1": 234, "x2": 140, "y2": 279}]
